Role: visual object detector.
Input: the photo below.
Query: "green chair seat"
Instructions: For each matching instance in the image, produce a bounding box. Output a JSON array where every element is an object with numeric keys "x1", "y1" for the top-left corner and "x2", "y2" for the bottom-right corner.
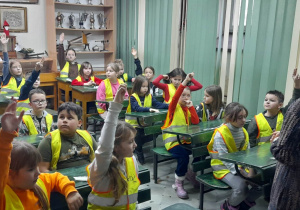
[
  {"x1": 152, "y1": 147, "x2": 172, "y2": 157},
  {"x1": 196, "y1": 172, "x2": 231, "y2": 190}
]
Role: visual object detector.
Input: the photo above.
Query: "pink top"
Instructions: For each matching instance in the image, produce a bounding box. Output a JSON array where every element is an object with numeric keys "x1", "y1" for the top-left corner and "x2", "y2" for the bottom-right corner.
[{"x1": 96, "y1": 80, "x2": 129, "y2": 110}]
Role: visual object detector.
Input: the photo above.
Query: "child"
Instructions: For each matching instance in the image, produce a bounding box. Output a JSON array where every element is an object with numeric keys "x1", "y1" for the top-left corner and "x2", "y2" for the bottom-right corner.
[
  {"x1": 125, "y1": 75, "x2": 169, "y2": 164},
  {"x1": 71, "y1": 61, "x2": 103, "y2": 86},
  {"x1": 0, "y1": 101, "x2": 83, "y2": 210},
  {"x1": 153, "y1": 68, "x2": 203, "y2": 103},
  {"x1": 96, "y1": 62, "x2": 129, "y2": 119},
  {"x1": 58, "y1": 33, "x2": 81, "y2": 79},
  {"x1": 195, "y1": 85, "x2": 225, "y2": 121},
  {"x1": 247, "y1": 68, "x2": 300, "y2": 147},
  {"x1": 161, "y1": 73, "x2": 200, "y2": 199},
  {"x1": 18, "y1": 88, "x2": 54, "y2": 136},
  {"x1": 207, "y1": 102, "x2": 262, "y2": 210},
  {"x1": 131, "y1": 47, "x2": 159, "y2": 95},
  {"x1": 16, "y1": 57, "x2": 44, "y2": 112},
  {"x1": 38, "y1": 102, "x2": 98, "y2": 171},
  {"x1": 1, "y1": 33, "x2": 25, "y2": 94},
  {"x1": 87, "y1": 84, "x2": 140, "y2": 209},
  {"x1": 115, "y1": 59, "x2": 135, "y2": 82}
]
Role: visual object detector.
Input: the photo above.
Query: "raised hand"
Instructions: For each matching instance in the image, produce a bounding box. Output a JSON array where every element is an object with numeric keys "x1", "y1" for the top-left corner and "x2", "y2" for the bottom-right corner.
[
  {"x1": 131, "y1": 47, "x2": 138, "y2": 59},
  {"x1": 292, "y1": 68, "x2": 300, "y2": 89},
  {"x1": 114, "y1": 83, "x2": 127, "y2": 104},
  {"x1": 182, "y1": 72, "x2": 194, "y2": 86},
  {"x1": 66, "y1": 191, "x2": 83, "y2": 210},
  {"x1": 0, "y1": 33, "x2": 9, "y2": 45},
  {"x1": 35, "y1": 57, "x2": 45, "y2": 71},
  {"x1": 59, "y1": 33, "x2": 65, "y2": 44},
  {"x1": 163, "y1": 75, "x2": 169, "y2": 80},
  {"x1": 149, "y1": 108, "x2": 159, "y2": 113},
  {"x1": 1, "y1": 101, "x2": 24, "y2": 133}
]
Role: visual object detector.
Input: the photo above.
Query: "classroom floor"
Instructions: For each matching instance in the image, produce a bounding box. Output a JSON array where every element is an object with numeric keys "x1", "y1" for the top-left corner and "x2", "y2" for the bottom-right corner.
[{"x1": 93, "y1": 131, "x2": 269, "y2": 210}]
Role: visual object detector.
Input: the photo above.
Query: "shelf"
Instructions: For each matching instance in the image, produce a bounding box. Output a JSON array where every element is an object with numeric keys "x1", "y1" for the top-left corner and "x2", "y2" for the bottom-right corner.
[
  {"x1": 55, "y1": 2, "x2": 113, "y2": 8},
  {"x1": 56, "y1": 28, "x2": 112, "y2": 32},
  {"x1": 75, "y1": 51, "x2": 113, "y2": 54}
]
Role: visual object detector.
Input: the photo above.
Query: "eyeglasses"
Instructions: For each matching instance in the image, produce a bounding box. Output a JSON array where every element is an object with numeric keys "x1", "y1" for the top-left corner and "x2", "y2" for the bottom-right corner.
[{"x1": 32, "y1": 100, "x2": 46, "y2": 105}]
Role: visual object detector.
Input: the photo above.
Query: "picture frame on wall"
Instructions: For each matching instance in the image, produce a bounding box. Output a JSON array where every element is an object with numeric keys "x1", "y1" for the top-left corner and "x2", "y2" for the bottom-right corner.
[
  {"x1": 0, "y1": 6, "x2": 27, "y2": 33},
  {"x1": 0, "y1": 0, "x2": 38, "y2": 3}
]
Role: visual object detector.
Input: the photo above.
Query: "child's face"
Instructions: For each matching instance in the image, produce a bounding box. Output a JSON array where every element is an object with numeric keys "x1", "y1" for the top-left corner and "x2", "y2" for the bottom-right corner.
[
  {"x1": 231, "y1": 109, "x2": 247, "y2": 128},
  {"x1": 66, "y1": 50, "x2": 76, "y2": 62},
  {"x1": 170, "y1": 75, "x2": 183, "y2": 88},
  {"x1": 118, "y1": 64, "x2": 124, "y2": 76},
  {"x1": 11, "y1": 61, "x2": 22, "y2": 76},
  {"x1": 33, "y1": 76, "x2": 40, "y2": 88},
  {"x1": 10, "y1": 165, "x2": 40, "y2": 190},
  {"x1": 57, "y1": 110, "x2": 82, "y2": 136},
  {"x1": 179, "y1": 88, "x2": 191, "y2": 106},
  {"x1": 144, "y1": 68, "x2": 154, "y2": 81},
  {"x1": 83, "y1": 66, "x2": 92, "y2": 77},
  {"x1": 264, "y1": 94, "x2": 282, "y2": 111},
  {"x1": 29, "y1": 93, "x2": 47, "y2": 112},
  {"x1": 139, "y1": 80, "x2": 148, "y2": 96},
  {"x1": 114, "y1": 131, "x2": 136, "y2": 158},
  {"x1": 106, "y1": 66, "x2": 117, "y2": 80},
  {"x1": 204, "y1": 90, "x2": 213, "y2": 105}
]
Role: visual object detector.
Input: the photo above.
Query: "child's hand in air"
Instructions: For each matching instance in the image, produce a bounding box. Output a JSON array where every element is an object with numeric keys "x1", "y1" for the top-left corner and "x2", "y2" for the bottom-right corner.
[
  {"x1": 1, "y1": 101, "x2": 24, "y2": 133},
  {"x1": 35, "y1": 57, "x2": 44, "y2": 71},
  {"x1": 59, "y1": 33, "x2": 65, "y2": 44},
  {"x1": 0, "y1": 33, "x2": 9, "y2": 45},
  {"x1": 182, "y1": 72, "x2": 194, "y2": 86},
  {"x1": 185, "y1": 100, "x2": 193, "y2": 108},
  {"x1": 114, "y1": 83, "x2": 127, "y2": 104},
  {"x1": 131, "y1": 47, "x2": 138, "y2": 59},
  {"x1": 66, "y1": 191, "x2": 83, "y2": 210},
  {"x1": 131, "y1": 77, "x2": 135, "y2": 82},
  {"x1": 163, "y1": 75, "x2": 169, "y2": 80},
  {"x1": 150, "y1": 108, "x2": 159, "y2": 113},
  {"x1": 292, "y1": 68, "x2": 300, "y2": 89}
]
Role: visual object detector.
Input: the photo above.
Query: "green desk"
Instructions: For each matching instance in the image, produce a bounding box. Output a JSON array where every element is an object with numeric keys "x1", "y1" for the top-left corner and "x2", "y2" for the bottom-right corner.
[
  {"x1": 0, "y1": 92, "x2": 19, "y2": 114},
  {"x1": 56, "y1": 77, "x2": 72, "y2": 106},
  {"x1": 125, "y1": 109, "x2": 168, "y2": 127},
  {"x1": 14, "y1": 134, "x2": 44, "y2": 147}
]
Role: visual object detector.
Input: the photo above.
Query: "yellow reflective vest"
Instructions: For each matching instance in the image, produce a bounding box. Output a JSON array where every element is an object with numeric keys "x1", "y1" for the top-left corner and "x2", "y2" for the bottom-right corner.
[
  {"x1": 86, "y1": 157, "x2": 140, "y2": 210},
  {"x1": 163, "y1": 84, "x2": 176, "y2": 104},
  {"x1": 60, "y1": 62, "x2": 81, "y2": 78},
  {"x1": 1, "y1": 77, "x2": 25, "y2": 94},
  {"x1": 162, "y1": 104, "x2": 192, "y2": 150},
  {"x1": 121, "y1": 73, "x2": 128, "y2": 82},
  {"x1": 22, "y1": 113, "x2": 53, "y2": 135},
  {"x1": 254, "y1": 112, "x2": 283, "y2": 145},
  {"x1": 16, "y1": 98, "x2": 31, "y2": 112},
  {"x1": 96, "y1": 79, "x2": 124, "y2": 114},
  {"x1": 207, "y1": 124, "x2": 249, "y2": 179},
  {"x1": 75, "y1": 75, "x2": 95, "y2": 82},
  {"x1": 46, "y1": 129, "x2": 95, "y2": 170},
  {"x1": 4, "y1": 179, "x2": 49, "y2": 210},
  {"x1": 125, "y1": 93, "x2": 152, "y2": 127},
  {"x1": 200, "y1": 102, "x2": 224, "y2": 122}
]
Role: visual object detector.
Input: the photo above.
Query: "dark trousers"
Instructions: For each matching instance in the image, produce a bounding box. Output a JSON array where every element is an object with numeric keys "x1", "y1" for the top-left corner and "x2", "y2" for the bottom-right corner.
[
  {"x1": 168, "y1": 144, "x2": 193, "y2": 177},
  {"x1": 134, "y1": 127, "x2": 154, "y2": 152}
]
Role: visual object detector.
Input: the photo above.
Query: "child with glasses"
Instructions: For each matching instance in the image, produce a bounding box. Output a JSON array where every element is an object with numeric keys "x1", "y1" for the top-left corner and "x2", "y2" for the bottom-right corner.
[{"x1": 18, "y1": 88, "x2": 54, "y2": 136}]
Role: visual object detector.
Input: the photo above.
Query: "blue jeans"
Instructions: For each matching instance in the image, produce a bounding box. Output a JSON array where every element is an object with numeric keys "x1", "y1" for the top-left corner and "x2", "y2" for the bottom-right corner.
[{"x1": 168, "y1": 145, "x2": 192, "y2": 177}]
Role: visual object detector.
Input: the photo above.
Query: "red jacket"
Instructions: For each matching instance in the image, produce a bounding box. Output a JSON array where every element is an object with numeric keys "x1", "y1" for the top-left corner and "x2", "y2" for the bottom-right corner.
[{"x1": 71, "y1": 76, "x2": 103, "y2": 86}]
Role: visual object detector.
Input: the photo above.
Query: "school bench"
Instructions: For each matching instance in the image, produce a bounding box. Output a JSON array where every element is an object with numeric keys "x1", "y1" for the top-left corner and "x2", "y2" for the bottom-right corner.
[{"x1": 50, "y1": 164, "x2": 152, "y2": 210}]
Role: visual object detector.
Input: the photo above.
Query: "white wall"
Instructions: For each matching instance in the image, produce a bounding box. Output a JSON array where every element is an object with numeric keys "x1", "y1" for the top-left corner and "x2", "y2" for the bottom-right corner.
[{"x1": 2, "y1": 1, "x2": 46, "y2": 53}]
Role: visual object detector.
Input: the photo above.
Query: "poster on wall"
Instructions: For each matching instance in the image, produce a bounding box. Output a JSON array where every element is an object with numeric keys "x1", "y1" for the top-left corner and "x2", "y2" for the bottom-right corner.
[
  {"x1": 0, "y1": 0, "x2": 38, "y2": 3},
  {"x1": 0, "y1": 6, "x2": 27, "y2": 33}
]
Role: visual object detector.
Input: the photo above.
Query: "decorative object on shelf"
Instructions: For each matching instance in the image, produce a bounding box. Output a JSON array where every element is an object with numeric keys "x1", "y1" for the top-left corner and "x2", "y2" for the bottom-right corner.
[
  {"x1": 65, "y1": 0, "x2": 69, "y2": 3},
  {"x1": 3, "y1": 20, "x2": 9, "y2": 36},
  {"x1": 90, "y1": 12, "x2": 95, "y2": 29},
  {"x1": 55, "y1": 0, "x2": 60, "y2": 2},
  {"x1": 96, "y1": 40, "x2": 109, "y2": 52},
  {"x1": 56, "y1": 12, "x2": 64, "y2": 28},
  {"x1": 16, "y1": 45, "x2": 48, "y2": 59},
  {"x1": 92, "y1": 45, "x2": 99, "y2": 51},
  {"x1": 0, "y1": 0, "x2": 38, "y2": 3},
  {"x1": 0, "y1": 6, "x2": 27, "y2": 33},
  {"x1": 87, "y1": 0, "x2": 92, "y2": 5},
  {"x1": 99, "y1": 0, "x2": 103, "y2": 5},
  {"x1": 68, "y1": 13, "x2": 75, "y2": 29},
  {"x1": 97, "y1": 13, "x2": 107, "y2": 29},
  {"x1": 79, "y1": 13, "x2": 84, "y2": 29},
  {"x1": 75, "y1": 0, "x2": 81, "y2": 4},
  {"x1": 67, "y1": 31, "x2": 91, "y2": 51}
]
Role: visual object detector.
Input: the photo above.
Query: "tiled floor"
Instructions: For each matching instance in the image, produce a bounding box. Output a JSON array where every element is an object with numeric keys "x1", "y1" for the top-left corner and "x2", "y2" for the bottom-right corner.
[{"x1": 93, "y1": 130, "x2": 269, "y2": 210}]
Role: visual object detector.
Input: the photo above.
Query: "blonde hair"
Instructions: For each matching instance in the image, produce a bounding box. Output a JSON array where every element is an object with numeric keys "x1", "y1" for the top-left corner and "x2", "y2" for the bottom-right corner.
[
  {"x1": 108, "y1": 121, "x2": 136, "y2": 205},
  {"x1": 9, "y1": 60, "x2": 24, "y2": 78},
  {"x1": 114, "y1": 59, "x2": 124, "y2": 67},
  {"x1": 106, "y1": 62, "x2": 120, "y2": 74},
  {"x1": 10, "y1": 141, "x2": 49, "y2": 209}
]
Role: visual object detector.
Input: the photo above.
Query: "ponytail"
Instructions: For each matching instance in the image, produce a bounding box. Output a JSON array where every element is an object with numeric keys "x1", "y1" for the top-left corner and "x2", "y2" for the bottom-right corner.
[{"x1": 32, "y1": 184, "x2": 49, "y2": 210}]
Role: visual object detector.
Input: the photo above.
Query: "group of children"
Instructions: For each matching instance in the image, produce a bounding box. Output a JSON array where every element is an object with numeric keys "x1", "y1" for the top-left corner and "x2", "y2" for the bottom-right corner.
[{"x1": 1, "y1": 29, "x2": 300, "y2": 209}]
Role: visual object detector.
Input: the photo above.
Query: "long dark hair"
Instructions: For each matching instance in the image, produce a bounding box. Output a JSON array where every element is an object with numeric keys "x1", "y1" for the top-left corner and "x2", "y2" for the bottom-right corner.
[
  {"x1": 79, "y1": 61, "x2": 94, "y2": 78},
  {"x1": 132, "y1": 75, "x2": 150, "y2": 96},
  {"x1": 163, "y1": 68, "x2": 186, "y2": 84},
  {"x1": 205, "y1": 85, "x2": 224, "y2": 115},
  {"x1": 224, "y1": 102, "x2": 248, "y2": 123}
]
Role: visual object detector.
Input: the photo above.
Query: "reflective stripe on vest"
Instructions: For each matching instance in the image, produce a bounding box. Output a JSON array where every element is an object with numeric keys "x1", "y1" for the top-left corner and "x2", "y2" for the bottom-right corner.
[
  {"x1": 47, "y1": 129, "x2": 95, "y2": 170},
  {"x1": 1, "y1": 77, "x2": 25, "y2": 94},
  {"x1": 201, "y1": 103, "x2": 224, "y2": 122},
  {"x1": 163, "y1": 84, "x2": 176, "y2": 104},
  {"x1": 125, "y1": 93, "x2": 152, "y2": 127},
  {"x1": 87, "y1": 157, "x2": 140, "y2": 210},
  {"x1": 16, "y1": 98, "x2": 31, "y2": 112},
  {"x1": 75, "y1": 75, "x2": 95, "y2": 82},
  {"x1": 96, "y1": 79, "x2": 124, "y2": 114},
  {"x1": 207, "y1": 124, "x2": 249, "y2": 179},
  {"x1": 255, "y1": 112, "x2": 283, "y2": 145},
  {"x1": 4, "y1": 178, "x2": 49, "y2": 210},
  {"x1": 60, "y1": 62, "x2": 81, "y2": 78},
  {"x1": 22, "y1": 113, "x2": 53, "y2": 135},
  {"x1": 122, "y1": 73, "x2": 128, "y2": 82},
  {"x1": 161, "y1": 104, "x2": 192, "y2": 150}
]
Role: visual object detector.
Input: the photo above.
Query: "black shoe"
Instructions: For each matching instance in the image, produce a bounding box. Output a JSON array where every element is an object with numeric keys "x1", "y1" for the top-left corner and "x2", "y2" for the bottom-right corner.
[
  {"x1": 239, "y1": 200, "x2": 256, "y2": 210},
  {"x1": 135, "y1": 150, "x2": 145, "y2": 164}
]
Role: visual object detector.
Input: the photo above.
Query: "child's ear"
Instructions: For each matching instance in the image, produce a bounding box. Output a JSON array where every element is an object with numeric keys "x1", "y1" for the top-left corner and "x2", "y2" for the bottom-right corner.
[
  {"x1": 77, "y1": 119, "x2": 82, "y2": 128},
  {"x1": 29, "y1": 102, "x2": 33, "y2": 108},
  {"x1": 278, "y1": 102, "x2": 283, "y2": 109}
]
